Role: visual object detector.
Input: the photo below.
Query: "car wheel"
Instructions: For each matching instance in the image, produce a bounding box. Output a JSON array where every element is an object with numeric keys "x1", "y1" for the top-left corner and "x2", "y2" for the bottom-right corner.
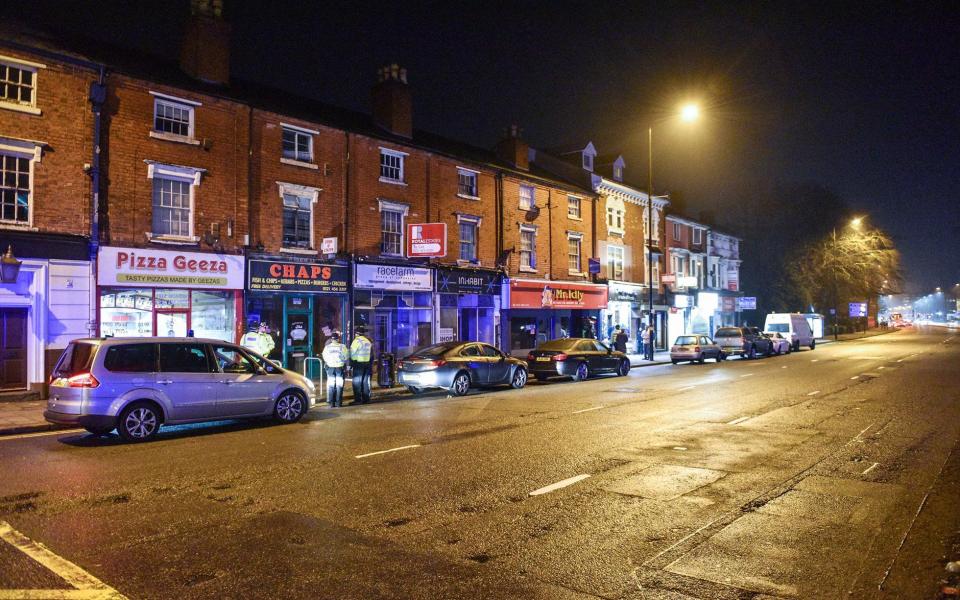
[
  {"x1": 793, "y1": 340, "x2": 801, "y2": 352},
  {"x1": 511, "y1": 367, "x2": 527, "y2": 389},
  {"x1": 810, "y1": 340, "x2": 816, "y2": 350},
  {"x1": 274, "y1": 390, "x2": 305, "y2": 423},
  {"x1": 450, "y1": 372, "x2": 471, "y2": 396},
  {"x1": 718, "y1": 352, "x2": 726, "y2": 362},
  {"x1": 671, "y1": 359, "x2": 678, "y2": 365},
  {"x1": 117, "y1": 402, "x2": 161, "y2": 443},
  {"x1": 574, "y1": 362, "x2": 589, "y2": 381},
  {"x1": 747, "y1": 345, "x2": 757, "y2": 360},
  {"x1": 84, "y1": 425, "x2": 114, "y2": 436},
  {"x1": 617, "y1": 360, "x2": 630, "y2": 376},
  {"x1": 698, "y1": 354, "x2": 705, "y2": 364},
  {"x1": 774, "y1": 345, "x2": 781, "y2": 356},
  {"x1": 406, "y1": 385, "x2": 422, "y2": 395}
]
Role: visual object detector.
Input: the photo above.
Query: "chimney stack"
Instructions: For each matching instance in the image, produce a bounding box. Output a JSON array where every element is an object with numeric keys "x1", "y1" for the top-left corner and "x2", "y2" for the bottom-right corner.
[
  {"x1": 180, "y1": 0, "x2": 231, "y2": 85},
  {"x1": 495, "y1": 125, "x2": 529, "y2": 170},
  {"x1": 371, "y1": 64, "x2": 413, "y2": 138}
]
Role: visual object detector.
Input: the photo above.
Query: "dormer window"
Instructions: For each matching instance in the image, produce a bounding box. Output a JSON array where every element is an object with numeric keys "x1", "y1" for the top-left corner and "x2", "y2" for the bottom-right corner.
[
  {"x1": 613, "y1": 164, "x2": 623, "y2": 181},
  {"x1": 582, "y1": 153, "x2": 593, "y2": 170}
]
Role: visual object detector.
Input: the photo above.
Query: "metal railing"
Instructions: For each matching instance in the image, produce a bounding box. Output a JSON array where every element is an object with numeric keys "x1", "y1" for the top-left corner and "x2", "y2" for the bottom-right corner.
[{"x1": 303, "y1": 357, "x2": 325, "y2": 401}]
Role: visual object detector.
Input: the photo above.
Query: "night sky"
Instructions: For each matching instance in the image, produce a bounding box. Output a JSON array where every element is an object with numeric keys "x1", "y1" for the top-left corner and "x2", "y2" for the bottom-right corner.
[{"x1": 15, "y1": 0, "x2": 960, "y2": 293}]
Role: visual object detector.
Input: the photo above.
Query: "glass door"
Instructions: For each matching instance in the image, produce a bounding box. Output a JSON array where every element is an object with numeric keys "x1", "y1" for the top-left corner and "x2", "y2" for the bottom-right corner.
[
  {"x1": 156, "y1": 310, "x2": 189, "y2": 337},
  {"x1": 283, "y1": 295, "x2": 313, "y2": 373}
]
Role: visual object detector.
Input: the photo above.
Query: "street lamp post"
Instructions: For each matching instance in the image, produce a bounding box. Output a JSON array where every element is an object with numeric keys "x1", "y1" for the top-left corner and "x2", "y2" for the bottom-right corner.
[{"x1": 831, "y1": 216, "x2": 865, "y2": 340}]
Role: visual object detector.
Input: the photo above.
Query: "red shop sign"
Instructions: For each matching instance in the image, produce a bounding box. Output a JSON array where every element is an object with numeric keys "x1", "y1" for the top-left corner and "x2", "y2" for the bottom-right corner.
[
  {"x1": 406, "y1": 223, "x2": 447, "y2": 258},
  {"x1": 509, "y1": 280, "x2": 608, "y2": 310}
]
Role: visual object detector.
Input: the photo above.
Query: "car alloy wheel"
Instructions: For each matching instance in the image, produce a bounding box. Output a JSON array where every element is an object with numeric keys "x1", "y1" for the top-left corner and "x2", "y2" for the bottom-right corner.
[
  {"x1": 511, "y1": 367, "x2": 527, "y2": 389},
  {"x1": 618, "y1": 360, "x2": 630, "y2": 376},
  {"x1": 451, "y1": 372, "x2": 471, "y2": 396},
  {"x1": 748, "y1": 346, "x2": 757, "y2": 360},
  {"x1": 574, "y1": 362, "x2": 589, "y2": 381},
  {"x1": 275, "y1": 391, "x2": 305, "y2": 423},
  {"x1": 119, "y1": 404, "x2": 159, "y2": 442}
]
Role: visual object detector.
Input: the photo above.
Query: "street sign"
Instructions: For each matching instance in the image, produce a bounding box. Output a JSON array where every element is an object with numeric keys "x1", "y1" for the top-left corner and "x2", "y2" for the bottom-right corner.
[
  {"x1": 737, "y1": 296, "x2": 757, "y2": 310},
  {"x1": 849, "y1": 302, "x2": 868, "y2": 317},
  {"x1": 320, "y1": 237, "x2": 338, "y2": 255},
  {"x1": 588, "y1": 258, "x2": 601, "y2": 274},
  {"x1": 406, "y1": 223, "x2": 447, "y2": 258},
  {"x1": 660, "y1": 274, "x2": 676, "y2": 284},
  {"x1": 677, "y1": 275, "x2": 698, "y2": 288}
]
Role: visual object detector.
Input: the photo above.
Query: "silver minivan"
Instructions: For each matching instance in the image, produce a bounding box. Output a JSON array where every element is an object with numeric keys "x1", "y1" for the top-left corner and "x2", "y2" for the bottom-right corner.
[{"x1": 44, "y1": 338, "x2": 316, "y2": 442}]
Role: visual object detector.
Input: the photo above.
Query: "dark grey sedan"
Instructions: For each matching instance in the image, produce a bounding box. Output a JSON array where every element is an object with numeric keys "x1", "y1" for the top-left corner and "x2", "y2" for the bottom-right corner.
[
  {"x1": 527, "y1": 338, "x2": 630, "y2": 382},
  {"x1": 397, "y1": 342, "x2": 528, "y2": 396}
]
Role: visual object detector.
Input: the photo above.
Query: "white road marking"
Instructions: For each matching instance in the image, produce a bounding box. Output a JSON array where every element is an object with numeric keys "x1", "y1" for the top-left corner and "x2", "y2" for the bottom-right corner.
[
  {"x1": 850, "y1": 376, "x2": 859, "y2": 380},
  {"x1": 781, "y1": 366, "x2": 788, "y2": 369},
  {"x1": 727, "y1": 416, "x2": 750, "y2": 425},
  {"x1": 0, "y1": 521, "x2": 127, "y2": 599},
  {"x1": 896, "y1": 359, "x2": 904, "y2": 363},
  {"x1": 807, "y1": 390, "x2": 821, "y2": 396},
  {"x1": 811, "y1": 359, "x2": 819, "y2": 362},
  {"x1": 877, "y1": 366, "x2": 885, "y2": 370},
  {"x1": 677, "y1": 386, "x2": 696, "y2": 391},
  {"x1": 0, "y1": 429, "x2": 83, "y2": 442},
  {"x1": 354, "y1": 444, "x2": 421, "y2": 459},
  {"x1": 850, "y1": 356, "x2": 884, "y2": 360},
  {"x1": 673, "y1": 446, "x2": 688, "y2": 451},
  {"x1": 862, "y1": 462, "x2": 880, "y2": 475},
  {"x1": 529, "y1": 474, "x2": 591, "y2": 496},
  {"x1": 739, "y1": 373, "x2": 754, "y2": 378},
  {"x1": 572, "y1": 406, "x2": 604, "y2": 414}
]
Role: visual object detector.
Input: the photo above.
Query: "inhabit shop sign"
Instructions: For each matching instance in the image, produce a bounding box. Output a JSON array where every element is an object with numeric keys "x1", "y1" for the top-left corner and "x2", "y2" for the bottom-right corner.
[
  {"x1": 354, "y1": 264, "x2": 432, "y2": 291},
  {"x1": 98, "y1": 246, "x2": 245, "y2": 289}
]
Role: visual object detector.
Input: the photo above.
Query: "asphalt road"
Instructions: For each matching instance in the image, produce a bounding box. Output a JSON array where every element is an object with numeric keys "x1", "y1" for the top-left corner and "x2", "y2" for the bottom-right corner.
[{"x1": 1, "y1": 326, "x2": 958, "y2": 599}]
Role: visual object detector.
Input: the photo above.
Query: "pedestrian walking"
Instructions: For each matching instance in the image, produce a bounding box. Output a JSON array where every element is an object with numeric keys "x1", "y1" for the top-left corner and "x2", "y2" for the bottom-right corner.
[
  {"x1": 321, "y1": 331, "x2": 348, "y2": 407},
  {"x1": 645, "y1": 324, "x2": 656, "y2": 360},
  {"x1": 640, "y1": 325, "x2": 651, "y2": 359},
  {"x1": 613, "y1": 325, "x2": 628, "y2": 353},
  {"x1": 350, "y1": 326, "x2": 373, "y2": 405}
]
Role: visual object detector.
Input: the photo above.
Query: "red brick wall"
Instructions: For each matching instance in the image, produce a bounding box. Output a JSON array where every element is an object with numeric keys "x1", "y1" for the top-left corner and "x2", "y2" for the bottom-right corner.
[
  {"x1": 0, "y1": 49, "x2": 93, "y2": 236},
  {"x1": 102, "y1": 76, "x2": 249, "y2": 253},
  {"x1": 429, "y1": 158, "x2": 497, "y2": 267}
]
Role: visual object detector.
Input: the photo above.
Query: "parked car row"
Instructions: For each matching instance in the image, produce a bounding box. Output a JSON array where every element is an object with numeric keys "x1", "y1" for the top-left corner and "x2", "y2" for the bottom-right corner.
[{"x1": 671, "y1": 325, "x2": 814, "y2": 364}]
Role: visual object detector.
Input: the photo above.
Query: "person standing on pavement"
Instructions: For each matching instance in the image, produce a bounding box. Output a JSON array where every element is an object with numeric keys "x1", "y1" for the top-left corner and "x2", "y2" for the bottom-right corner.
[
  {"x1": 321, "y1": 331, "x2": 349, "y2": 408},
  {"x1": 350, "y1": 326, "x2": 373, "y2": 405},
  {"x1": 640, "y1": 325, "x2": 651, "y2": 359},
  {"x1": 613, "y1": 325, "x2": 628, "y2": 353},
  {"x1": 645, "y1": 324, "x2": 656, "y2": 360}
]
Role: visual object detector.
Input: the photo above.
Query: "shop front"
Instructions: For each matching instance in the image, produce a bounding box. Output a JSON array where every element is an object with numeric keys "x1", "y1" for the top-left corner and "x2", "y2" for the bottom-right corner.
[
  {"x1": 97, "y1": 246, "x2": 244, "y2": 343},
  {"x1": 436, "y1": 266, "x2": 501, "y2": 347},
  {"x1": 353, "y1": 263, "x2": 434, "y2": 358},
  {"x1": 503, "y1": 278, "x2": 608, "y2": 356},
  {"x1": 603, "y1": 281, "x2": 644, "y2": 349},
  {"x1": 244, "y1": 256, "x2": 349, "y2": 372}
]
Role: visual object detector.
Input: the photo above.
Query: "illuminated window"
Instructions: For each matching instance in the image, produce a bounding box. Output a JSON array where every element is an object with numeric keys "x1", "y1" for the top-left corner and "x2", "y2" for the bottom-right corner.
[
  {"x1": 519, "y1": 184, "x2": 534, "y2": 210},
  {"x1": 567, "y1": 195, "x2": 581, "y2": 219},
  {"x1": 282, "y1": 126, "x2": 313, "y2": 162}
]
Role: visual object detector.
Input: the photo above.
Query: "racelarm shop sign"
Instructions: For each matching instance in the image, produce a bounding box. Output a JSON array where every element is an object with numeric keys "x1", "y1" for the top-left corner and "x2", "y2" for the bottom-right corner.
[
  {"x1": 98, "y1": 247, "x2": 245, "y2": 289},
  {"x1": 247, "y1": 259, "x2": 349, "y2": 293},
  {"x1": 508, "y1": 279, "x2": 608, "y2": 309}
]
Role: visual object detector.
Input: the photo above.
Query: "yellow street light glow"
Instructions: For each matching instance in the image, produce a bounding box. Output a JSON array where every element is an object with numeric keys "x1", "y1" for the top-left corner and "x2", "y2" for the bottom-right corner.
[
  {"x1": 850, "y1": 216, "x2": 863, "y2": 228},
  {"x1": 681, "y1": 103, "x2": 700, "y2": 122}
]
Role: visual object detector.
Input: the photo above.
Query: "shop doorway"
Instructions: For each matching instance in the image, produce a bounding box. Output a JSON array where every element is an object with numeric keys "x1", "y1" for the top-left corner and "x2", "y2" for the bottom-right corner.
[
  {"x1": 156, "y1": 310, "x2": 189, "y2": 337},
  {"x1": 0, "y1": 308, "x2": 27, "y2": 390},
  {"x1": 283, "y1": 296, "x2": 314, "y2": 374}
]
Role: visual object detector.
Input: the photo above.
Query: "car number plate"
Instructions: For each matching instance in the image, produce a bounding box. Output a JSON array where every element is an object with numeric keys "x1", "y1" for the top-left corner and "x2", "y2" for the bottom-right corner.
[
  {"x1": 536, "y1": 357, "x2": 551, "y2": 362},
  {"x1": 405, "y1": 373, "x2": 420, "y2": 383}
]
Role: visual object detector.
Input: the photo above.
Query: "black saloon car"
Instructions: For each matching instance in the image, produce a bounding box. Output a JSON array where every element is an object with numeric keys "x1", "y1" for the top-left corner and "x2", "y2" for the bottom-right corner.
[
  {"x1": 527, "y1": 338, "x2": 631, "y2": 381},
  {"x1": 397, "y1": 342, "x2": 528, "y2": 396}
]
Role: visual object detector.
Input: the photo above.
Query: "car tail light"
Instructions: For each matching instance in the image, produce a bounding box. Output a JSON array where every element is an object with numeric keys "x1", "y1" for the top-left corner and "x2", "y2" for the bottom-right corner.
[
  {"x1": 66, "y1": 372, "x2": 99, "y2": 388},
  {"x1": 527, "y1": 353, "x2": 536, "y2": 361},
  {"x1": 396, "y1": 360, "x2": 405, "y2": 370},
  {"x1": 694, "y1": 346, "x2": 701, "y2": 352},
  {"x1": 739, "y1": 337, "x2": 746, "y2": 346},
  {"x1": 552, "y1": 353, "x2": 568, "y2": 361},
  {"x1": 424, "y1": 359, "x2": 446, "y2": 370}
]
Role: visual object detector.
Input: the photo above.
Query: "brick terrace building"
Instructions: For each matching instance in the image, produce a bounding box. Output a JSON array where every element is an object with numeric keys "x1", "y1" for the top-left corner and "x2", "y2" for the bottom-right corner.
[{"x1": 665, "y1": 213, "x2": 711, "y2": 340}]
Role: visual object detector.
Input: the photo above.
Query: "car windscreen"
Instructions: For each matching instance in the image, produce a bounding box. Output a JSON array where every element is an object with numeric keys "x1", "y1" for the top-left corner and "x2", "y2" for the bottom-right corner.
[
  {"x1": 714, "y1": 328, "x2": 742, "y2": 338},
  {"x1": 53, "y1": 342, "x2": 97, "y2": 378},
  {"x1": 766, "y1": 323, "x2": 789, "y2": 332},
  {"x1": 675, "y1": 336, "x2": 698, "y2": 345},
  {"x1": 409, "y1": 343, "x2": 458, "y2": 357},
  {"x1": 537, "y1": 339, "x2": 576, "y2": 351}
]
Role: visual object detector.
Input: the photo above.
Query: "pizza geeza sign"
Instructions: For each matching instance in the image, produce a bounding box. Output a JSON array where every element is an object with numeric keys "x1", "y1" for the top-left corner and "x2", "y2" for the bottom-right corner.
[{"x1": 98, "y1": 247, "x2": 245, "y2": 289}]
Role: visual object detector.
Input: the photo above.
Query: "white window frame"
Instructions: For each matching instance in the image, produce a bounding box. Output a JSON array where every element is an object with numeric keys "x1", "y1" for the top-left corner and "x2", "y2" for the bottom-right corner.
[
  {"x1": 456, "y1": 213, "x2": 482, "y2": 263},
  {"x1": 519, "y1": 224, "x2": 537, "y2": 272},
  {"x1": 456, "y1": 167, "x2": 480, "y2": 200},
  {"x1": 673, "y1": 222, "x2": 682, "y2": 240},
  {"x1": 0, "y1": 137, "x2": 43, "y2": 228},
  {"x1": 567, "y1": 195, "x2": 582, "y2": 220},
  {"x1": 693, "y1": 227, "x2": 703, "y2": 245},
  {"x1": 378, "y1": 198, "x2": 409, "y2": 256},
  {"x1": 379, "y1": 147, "x2": 407, "y2": 184},
  {"x1": 150, "y1": 92, "x2": 200, "y2": 144},
  {"x1": 145, "y1": 161, "x2": 204, "y2": 243},
  {"x1": 567, "y1": 231, "x2": 583, "y2": 275},
  {"x1": 518, "y1": 184, "x2": 535, "y2": 210},
  {"x1": 278, "y1": 182, "x2": 321, "y2": 253},
  {"x1": 281, "y1": 123, "x2": 317, "y2": 166},
  {"x1": 0, "y1": 55, "x2": 44, "y2": 115},
  {"x1": 607, "y1": 244, "x2": 624, "y2": 281},
  {"x1": 613, "y1": 165, "x2": 623, "y2": 181},
  {"x1": 582, "y1": 153, "x2": 593, "y2": 171}
]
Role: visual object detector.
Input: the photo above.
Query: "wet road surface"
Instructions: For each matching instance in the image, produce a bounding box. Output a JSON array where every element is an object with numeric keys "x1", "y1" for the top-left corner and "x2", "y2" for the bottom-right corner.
[{"x1": 1, "y1": 327, "x2": 958, "y2": 599}]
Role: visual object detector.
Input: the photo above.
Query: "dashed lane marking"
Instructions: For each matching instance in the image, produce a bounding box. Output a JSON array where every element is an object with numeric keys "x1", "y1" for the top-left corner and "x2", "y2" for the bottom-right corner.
[
  {"x1": 355, "y1": 444, "x2": 421, "y2": 459},
  {"x1": 673, "y1": 446, "x2": 688, "y2": 451},
  {"x1": 850, "y1": 376, "x2": 860, "y2": 380},
  {"x1": 571, "y1": 406, "x2": 604, "y2": 414},
  {"x1": 862, "y1": 462, "x2": 880, "y2": 475},
  {"x1": 877, "y1": 366, "x2": 885, "y2": 370},
  {"x1": 529, "y1": 474, "x2": 591, "y2": 496},
  {"x1": 739, "y1": 373, "x2": 754, "y2": 378},
  {"x1": 727, "y1": 416, "x2": 750, "y2": 425},
  {"x1": 811, "y1": 359, "x2": 819, "y2": 362},
  {"x1": 0, "y1": 521, "x2": 127, "y2": 599},
  {"x1": 677, "y1": 386, "x2": 696, "y2": 391},
  {"x1": 807, "y1": 391, "x2": 821, "y2": 396},
  {"x1": 0, "y1": 429, "x2": 83, "y2": 443}
]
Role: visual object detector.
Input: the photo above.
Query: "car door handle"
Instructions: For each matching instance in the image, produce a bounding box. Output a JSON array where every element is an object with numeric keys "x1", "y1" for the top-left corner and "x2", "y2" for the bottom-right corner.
[{"x1": 156, "y1": 379, "x2": 173, "y2": 385}]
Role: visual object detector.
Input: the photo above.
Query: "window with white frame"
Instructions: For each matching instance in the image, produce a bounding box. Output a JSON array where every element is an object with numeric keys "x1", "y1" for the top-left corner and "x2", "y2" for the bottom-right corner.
[
  {"x1": 607, "y1": 244, "x2": 624, "y2": 280},
  {"x1": 673, "y1": 222, "x2": 682, "y2": 240},
  {"x1": 0, "y1": 152, "x2": 30, "y2": 224},
  {"x1": 567, "y1": 195, "x2": 581, "y2": 219},
  {"x1": 606, "y1": 206, "x2": 624, "y2": 232},
  {"x1": 519, "y1": 226, "x2": 536, "y2": 270},
  {"x1": 152, "y1": 177, "x2": 192, "y2": 237},
  {"x1": 582, "y1": 153, "x2": 593, "y2": 170},
  {"x1": 693, "y1": 227, "x2": 703, "y2": 245},
  {"x1": 282, "y1": 126, "x2": 314, "y2": 162},
  {"x1": 457, "y1": 168, "x2": 478, "y2": 198},
  {"x1": 0, "y1": 60, "x2": 37, "y2": 108},
  {"x1": 518, "y1": 184, "x2": 534, "y2": 210},
  {"x1": 567, "y1": 233, "x2": 582, "y2": 273},
  {"x1": 613, "y1": 165, "x2": 623, "y2": 181},
  {"x1": 378, "y1": 200, "x2": 408, "y2": 256},
  {"x1": 379, "y1": 148, "x2": 405, "y2": 183},
  {"x1": 153, "y1": 97, "x2": 194, "y2": 137},
  {"x1": 282, "y1": 194, "x2": 312, "y2": 248},
  {"x1": 458, "y1": 216, "x2": 479, "y2": 262}
]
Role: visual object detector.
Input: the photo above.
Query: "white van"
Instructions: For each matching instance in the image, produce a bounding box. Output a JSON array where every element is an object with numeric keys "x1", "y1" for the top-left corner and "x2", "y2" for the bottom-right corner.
[{"x1": 764, "y1": 313, "x2": 815, "y2": 351}]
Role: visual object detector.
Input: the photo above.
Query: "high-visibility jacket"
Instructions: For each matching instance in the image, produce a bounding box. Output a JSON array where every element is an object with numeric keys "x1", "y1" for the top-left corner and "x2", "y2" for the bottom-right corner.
[
  {"x1": 350, "y1": 335, "x2": 373, "y2": 362},
  {"x1": 321, "y1": 340, "x2": 349, "y2": 368},
  {"x1": 242, "y1": 331, "x2": 275, "y2": 357}
]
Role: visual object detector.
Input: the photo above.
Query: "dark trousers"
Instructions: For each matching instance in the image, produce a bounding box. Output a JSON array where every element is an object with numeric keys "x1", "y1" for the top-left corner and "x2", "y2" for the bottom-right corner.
[
  {"x1": 325, "y1": 366, "x2": 344, "y2": 407},
  {"x1": 352, "y1": 361, "x2": 372, "y2": 404},
  {"x1": 645, "y1": 340, "x2": 655, "y2": 360}
]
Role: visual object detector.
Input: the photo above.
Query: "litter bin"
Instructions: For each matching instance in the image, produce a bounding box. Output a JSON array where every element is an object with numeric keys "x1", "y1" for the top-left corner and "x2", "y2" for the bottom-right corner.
[{"x1": 378, "y1": 353, "x2": 395, "y2": 388}]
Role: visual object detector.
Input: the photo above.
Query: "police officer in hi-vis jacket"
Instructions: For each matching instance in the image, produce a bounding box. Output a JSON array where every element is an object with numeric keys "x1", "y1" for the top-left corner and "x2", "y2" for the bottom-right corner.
[
  {"x1": 321, "y1": 331, "x2": 349, "y2": 408},
  {"x1": 350, "y1": 326, "x2": 373, "y2": 405}
]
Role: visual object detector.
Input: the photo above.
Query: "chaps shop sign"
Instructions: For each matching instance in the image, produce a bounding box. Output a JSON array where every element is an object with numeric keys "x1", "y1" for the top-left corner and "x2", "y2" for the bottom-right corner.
[
  {"x1": 509, "y1": 279, "x2": 608, "y2": 310},
  {"x1": 98, "y1": 247, "x2": 245, "y2": 289},
  {"x1": 247, "y1": 259, "x2": 349, "y2": 293}
]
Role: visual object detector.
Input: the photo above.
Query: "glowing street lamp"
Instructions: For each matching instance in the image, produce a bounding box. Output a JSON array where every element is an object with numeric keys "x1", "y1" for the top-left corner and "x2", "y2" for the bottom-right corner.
[{"x1": 0, "y1": 246, "x2": 22, "y2": 284}]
